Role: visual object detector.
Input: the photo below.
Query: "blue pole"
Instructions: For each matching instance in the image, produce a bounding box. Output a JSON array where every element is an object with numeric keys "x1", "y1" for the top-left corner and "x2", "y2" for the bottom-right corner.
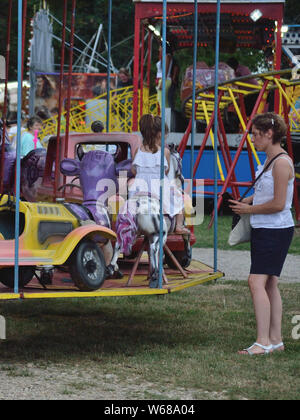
[
  {"x1": 213, "y1": 0, "x2": 221, "y2": 272},
  {"x1": 106, "y1": 0, "x2": 112, "y2": 133},
  {"x1": 158, "y1": 0, "x2": 167, "y2": 289},
  {"x1": 191, "y1": 0, "x2": 198, "y2": 184},
  {"x1": 14, "y1": 0, "x2": 23, "y2": 294}
]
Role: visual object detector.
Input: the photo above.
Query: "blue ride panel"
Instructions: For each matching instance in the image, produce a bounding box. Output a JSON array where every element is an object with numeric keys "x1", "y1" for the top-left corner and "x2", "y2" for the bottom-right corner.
[{"x1": 182, "y1": 149, "x2": 266, "y2": 198}]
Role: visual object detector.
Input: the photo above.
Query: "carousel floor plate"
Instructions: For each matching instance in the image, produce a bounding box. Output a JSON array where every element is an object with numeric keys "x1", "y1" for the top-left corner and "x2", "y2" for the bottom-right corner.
[{"x1": 0, "y1": 259, "x2": 224, "y2": 300}]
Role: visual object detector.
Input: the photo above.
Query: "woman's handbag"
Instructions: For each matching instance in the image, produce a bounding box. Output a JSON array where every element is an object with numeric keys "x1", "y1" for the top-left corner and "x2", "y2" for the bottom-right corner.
[
  {"x1": 227, "y1": 152, "x2": 288, "y2": 246},
  {"x1": 228, "y1": 214, "x2": 251, "y2": 246}
]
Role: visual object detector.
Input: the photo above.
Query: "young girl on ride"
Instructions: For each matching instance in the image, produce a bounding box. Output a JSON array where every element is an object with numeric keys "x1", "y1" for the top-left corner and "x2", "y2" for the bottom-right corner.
[
  {"x1": 20, "y1": 116, "x2": 43, "y2": 158},
  {"x1": 129, "y1": 114, "x2": 189, "y2": 234}
]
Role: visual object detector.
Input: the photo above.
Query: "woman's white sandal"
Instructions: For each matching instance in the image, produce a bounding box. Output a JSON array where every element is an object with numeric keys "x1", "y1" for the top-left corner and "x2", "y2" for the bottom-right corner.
[
  {"x1": 272, "y1": 342, "x2": 285, "y2": 352},
  {"x1": 240, "y1": 342, "x2": 273, "y2": 356}
]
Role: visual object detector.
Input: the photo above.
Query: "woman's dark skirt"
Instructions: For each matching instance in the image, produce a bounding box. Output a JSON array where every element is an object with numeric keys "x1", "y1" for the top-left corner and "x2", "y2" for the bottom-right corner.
[{"x1": 250, "y1": 227, "x2": 294, "y2": 277}]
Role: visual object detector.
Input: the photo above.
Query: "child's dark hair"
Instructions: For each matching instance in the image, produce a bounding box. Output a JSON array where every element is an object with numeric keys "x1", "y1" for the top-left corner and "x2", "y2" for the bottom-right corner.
[
  {"x1": 27, "y1": 116, "x2": 43, "y2": 130},
  {"x1": 139, "y1": 114, "x2": 169, "y2": 153},
  {"x1": 252, "y1": 112, "x2": 287, "y2": 144}
]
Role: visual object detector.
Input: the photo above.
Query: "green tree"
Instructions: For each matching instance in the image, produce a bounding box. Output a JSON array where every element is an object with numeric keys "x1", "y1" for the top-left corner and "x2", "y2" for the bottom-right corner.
[
  {"x1": 0, "y1": 0, "x2": 134, "y2": 81},
  {"x1": 0, "y1": 0, "x2": 298, "y2": 84}
]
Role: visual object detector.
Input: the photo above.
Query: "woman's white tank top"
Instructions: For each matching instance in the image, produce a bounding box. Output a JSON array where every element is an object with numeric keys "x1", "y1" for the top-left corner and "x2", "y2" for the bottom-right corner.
[{"x1": 250, "y1": 156, "x2": 295, "y2": 229}]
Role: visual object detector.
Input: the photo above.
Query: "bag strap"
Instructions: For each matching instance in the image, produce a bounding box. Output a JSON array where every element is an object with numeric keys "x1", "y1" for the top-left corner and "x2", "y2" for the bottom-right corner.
[{"x1": 239, "y1": 152, "x2": 288, "y2": 202}]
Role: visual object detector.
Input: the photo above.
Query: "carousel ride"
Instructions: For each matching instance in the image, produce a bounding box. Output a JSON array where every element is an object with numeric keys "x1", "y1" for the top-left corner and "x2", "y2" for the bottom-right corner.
[
  {"x1": 0, "y1": 127, "x2": 222, "y2": 300},
  {"x1": 1, "y1": 0, "x2": 299, "y2": 299}
]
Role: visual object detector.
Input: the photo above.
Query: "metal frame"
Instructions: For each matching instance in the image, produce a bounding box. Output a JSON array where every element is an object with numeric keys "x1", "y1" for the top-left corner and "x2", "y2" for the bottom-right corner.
[{"x1": 179, "y1": 70, "x2": 300, "y2": 224}]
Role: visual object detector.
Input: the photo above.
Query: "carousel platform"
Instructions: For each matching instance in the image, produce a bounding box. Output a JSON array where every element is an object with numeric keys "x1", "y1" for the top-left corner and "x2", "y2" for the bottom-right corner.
[{"x1": 0, "y1": 257, "x2": 224, "y2": 300}]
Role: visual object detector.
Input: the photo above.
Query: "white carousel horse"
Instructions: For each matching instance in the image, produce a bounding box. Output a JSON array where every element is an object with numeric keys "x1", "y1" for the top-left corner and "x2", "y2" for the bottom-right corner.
[{"x1": 107, "y1": 144, "x2": 191, "y2": 288}]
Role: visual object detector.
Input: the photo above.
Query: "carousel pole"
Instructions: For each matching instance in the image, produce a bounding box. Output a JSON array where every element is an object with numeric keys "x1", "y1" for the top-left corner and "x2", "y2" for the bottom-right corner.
[
  {"x1": 139, "y1": 24, "x2": 145, "y2": 118},
  {"x1": 54, "y1": 0, "x2": 67, "y2": 199},
  {"x1": 14, "y1": 0, "x2": 24, "y2": 294},
  {"x1": 132, "y1": 13, "x2": 141, "y2": 131},
  {"x1": 158, "y1": 0, "x2": 167, "y2": 289},
  {"x1": 190, "y1": 0, "x2": 198, "y2": 187},
  {"x1": 64, "y1": 0, "x2": 76, "y2": 160},
  {"x1": 21, "y1": 0, "x2": 27, "y2": 80},
  {"x1": 0, "y1": 0, "x2": 12, "y2": 194},
  {"x1": 147, "y1": 31, "x2": 152, "y2": 94},
  {"x1": 106, "y1": 0, "x2": 112, "y2": 133},
  {"x1": 213, "y1": 0, "x2": 221, "y2": 273}
]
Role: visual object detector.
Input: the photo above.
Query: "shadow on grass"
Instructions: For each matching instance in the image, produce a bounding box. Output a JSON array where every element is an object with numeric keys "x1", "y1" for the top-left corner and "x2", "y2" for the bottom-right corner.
[
  {"x1": 1, "y1": 282, "x2": 300, "y2": 400},
  {"x1": 0, "y1": 293, "x2": 223, "y2": 363}
]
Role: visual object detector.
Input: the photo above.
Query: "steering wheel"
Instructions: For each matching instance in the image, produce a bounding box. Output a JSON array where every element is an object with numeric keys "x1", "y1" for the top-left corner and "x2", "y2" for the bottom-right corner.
[{"x1": 58, "y1": 177, "x2": 82, "y2": 193}]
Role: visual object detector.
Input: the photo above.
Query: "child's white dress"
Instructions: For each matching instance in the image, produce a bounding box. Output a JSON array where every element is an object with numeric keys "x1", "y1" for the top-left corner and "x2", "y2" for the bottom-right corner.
[{"x1": 128, "y1": 148, "x2": 184, "y2": 218}]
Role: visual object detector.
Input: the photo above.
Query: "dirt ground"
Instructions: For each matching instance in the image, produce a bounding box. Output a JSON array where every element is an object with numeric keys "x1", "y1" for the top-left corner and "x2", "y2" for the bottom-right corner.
[{"x1": 0, "y1": 362, "x2": 227, "y2": 400}]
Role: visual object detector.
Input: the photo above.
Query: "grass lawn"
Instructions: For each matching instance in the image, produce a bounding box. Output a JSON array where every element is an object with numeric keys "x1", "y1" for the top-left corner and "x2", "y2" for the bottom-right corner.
[
  {"x1": 0, "y1": 281, "x2": 300, "y2": 400},
  {"x1": 193, "y1": 214, "x2": 300, "y2": 255},
  {"x1": 0, "y1": 211, "x2": 298, "y2": 400}
]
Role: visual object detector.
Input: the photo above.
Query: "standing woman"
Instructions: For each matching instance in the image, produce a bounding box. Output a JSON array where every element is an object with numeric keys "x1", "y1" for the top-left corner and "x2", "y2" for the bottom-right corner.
[{"x1": 230, "y1": 112, "x2": 295, "y2": 355}]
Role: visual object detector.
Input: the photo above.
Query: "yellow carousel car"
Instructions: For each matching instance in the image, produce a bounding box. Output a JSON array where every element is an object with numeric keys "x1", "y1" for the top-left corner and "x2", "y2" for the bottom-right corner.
[{"x1": 0, "y1": 194, "x2": 116, "y2": 291}]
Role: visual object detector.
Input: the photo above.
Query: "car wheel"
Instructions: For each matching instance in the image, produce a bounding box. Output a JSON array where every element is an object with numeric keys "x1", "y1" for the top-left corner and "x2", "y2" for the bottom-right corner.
[
  {"x1": 69, "y1": 240, "x2": 106, "y2": 291},
  {"x1": 0, "y1": 266, "x2": 36, "y2": 288}
]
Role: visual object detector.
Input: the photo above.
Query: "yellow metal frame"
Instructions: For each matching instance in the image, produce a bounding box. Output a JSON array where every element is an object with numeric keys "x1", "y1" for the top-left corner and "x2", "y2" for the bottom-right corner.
[
  {"x1": 39, "y1": 71, "x2": 300, "y2": 142},
  {"x1": 182, "y1": 70, "x2": 300, "y2": 174},
  {"x1": 183, "y1": 70, "x2": 300, "y2": 132},
  {"x1": 39, "y1": 87, "x2": 158, "y2": 141}
]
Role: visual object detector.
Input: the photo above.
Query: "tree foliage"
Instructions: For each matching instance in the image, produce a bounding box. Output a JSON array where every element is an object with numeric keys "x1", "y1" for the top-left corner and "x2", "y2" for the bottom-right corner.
[
  {"x1": 0, "y1": 0, "x2": 299, "y2": 84},
  {"x1": 0, "y1": 0, "x2": 134, "y2": 80}
]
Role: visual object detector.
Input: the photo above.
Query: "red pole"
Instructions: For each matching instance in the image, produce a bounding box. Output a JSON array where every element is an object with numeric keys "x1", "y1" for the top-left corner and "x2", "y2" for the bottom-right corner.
[
  {"x1": 54, "y1": 0, "x2": 67, "y2": 199},
  {"x1": 0, "y1": 0, "x2": 13, "y2": 194},
  {"x1": 147, "y1": 31, "x2": 152, "y2": 91},
  {"x1": 274, "y1": 17, "x2": 283, "y2": 113},
  {"x1": 192, "y1": 94, "x2": 222, "y2": 178},
  {"x1": 132, "y1": 14, "x2": 140, "y2": 131},
  {"x1": 208, "y1": 79, "x2": 270, "y2": 227},
  {"x1": 218, "y1": 107, "x2": 233, "y2": 169},
  {"x1": 217, "y1": 108, "x2": 239, "y2": 199},
  {"x1": 192, "y1": 116, "x2": 212, "y2": 179},
  {"x1": 64, "y1": 0, "x2": 76, "y2": 160},
  {"x1": 21, "y1": 0, "x2": 27, "y2": 82},
  {"x1": 178, "y1": 104, "x2": 199, "y2": 158},
  {"x1": 178, "y1": 118, "x2": 192, "y2": 157},
  {"x1": 139, "y1": 24, "x2": 145, "y2": 119}
]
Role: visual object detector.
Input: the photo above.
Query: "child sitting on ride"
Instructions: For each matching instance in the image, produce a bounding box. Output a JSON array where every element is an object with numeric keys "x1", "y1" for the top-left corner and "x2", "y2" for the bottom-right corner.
[
  {"x1": 20, "y1": 116, "x2": 44, "y2": 158},
  {"x1": 128, "y1": 114, "x2": 189, "y2": 235}
]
